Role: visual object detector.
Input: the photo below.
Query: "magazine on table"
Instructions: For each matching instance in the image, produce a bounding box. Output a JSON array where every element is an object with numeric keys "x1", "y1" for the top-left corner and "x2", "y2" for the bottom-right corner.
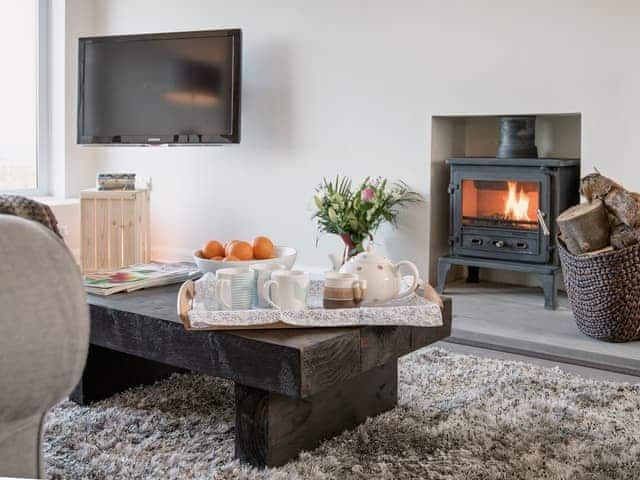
[{"x1": 84, "y1": 262, "x2": 199, "y2": 295}]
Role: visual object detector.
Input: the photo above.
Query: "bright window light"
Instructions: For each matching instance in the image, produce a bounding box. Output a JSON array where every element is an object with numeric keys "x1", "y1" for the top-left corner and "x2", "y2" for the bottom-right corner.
[{"x1": 0, "y1": 0, "x2": 45, "y2": 194}]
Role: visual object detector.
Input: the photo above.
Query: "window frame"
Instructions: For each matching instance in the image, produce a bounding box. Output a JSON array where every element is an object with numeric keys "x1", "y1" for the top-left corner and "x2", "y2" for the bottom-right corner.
[{"x1": 0, "y1": 0, "x2": 49, "y2": 196}]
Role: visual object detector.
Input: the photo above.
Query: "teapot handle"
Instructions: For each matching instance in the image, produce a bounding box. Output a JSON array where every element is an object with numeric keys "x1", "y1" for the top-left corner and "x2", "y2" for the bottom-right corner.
[{"x1": 394, "y1": 260, "x2": 420, "y2": 300}]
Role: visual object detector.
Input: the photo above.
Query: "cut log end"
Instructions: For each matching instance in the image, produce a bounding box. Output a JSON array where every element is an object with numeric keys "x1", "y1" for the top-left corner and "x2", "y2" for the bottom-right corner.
[{"x1": 557, "y1": 200, "x2": 610, "y2": 255}]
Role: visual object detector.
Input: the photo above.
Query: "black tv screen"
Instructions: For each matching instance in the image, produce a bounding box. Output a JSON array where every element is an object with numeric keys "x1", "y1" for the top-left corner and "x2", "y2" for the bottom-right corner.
[{"x1": 78, "y1": 29, "x2": 241, "y2": 145}]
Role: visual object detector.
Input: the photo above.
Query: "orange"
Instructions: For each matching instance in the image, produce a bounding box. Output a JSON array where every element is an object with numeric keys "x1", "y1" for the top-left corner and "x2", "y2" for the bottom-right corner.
[
  {"x1": 253, "y1": 236, "x2": 274, "y2": 260},
  {"x1": 223, "y1": 255, "x2": 240, "y2": 262},
  {"x1": 195, "y1": 249, "x2": 205, "y2": 258},
  {"x1": 211, "y1": 256, "x2": 224, "y2": 261},
  {"x1": 224, "y1": 240, "x2": 240, "y2": 257},
  {"x1": 227, "y1": 241, "x2": 253, "y2": 260},
  {"x1": 202, "y1": 240, "x2": 225, "y2": 259}
]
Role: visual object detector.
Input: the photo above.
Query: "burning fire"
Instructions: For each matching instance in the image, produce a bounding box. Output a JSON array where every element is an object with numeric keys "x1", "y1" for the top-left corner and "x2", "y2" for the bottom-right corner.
[{"x1": 504, "y1": 181, "x2": 530, "y2": 221}]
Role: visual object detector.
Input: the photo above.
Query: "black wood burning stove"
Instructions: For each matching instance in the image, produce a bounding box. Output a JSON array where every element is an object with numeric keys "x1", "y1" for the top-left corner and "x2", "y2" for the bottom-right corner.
[{"x1": 436, "y1": 157, "x2": 580, "y2": 310}]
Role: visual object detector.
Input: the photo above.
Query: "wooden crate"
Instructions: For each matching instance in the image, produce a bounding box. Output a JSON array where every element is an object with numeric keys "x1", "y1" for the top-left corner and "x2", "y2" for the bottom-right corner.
[{"x1": 80, "y1": 189, "x2": 150, "y2": 272}]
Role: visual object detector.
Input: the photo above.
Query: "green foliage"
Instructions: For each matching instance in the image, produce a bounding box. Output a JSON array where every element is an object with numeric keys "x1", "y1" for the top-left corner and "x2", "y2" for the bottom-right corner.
[{"x1": 312, "y1": 175, "x2": 422, "y2": 254}]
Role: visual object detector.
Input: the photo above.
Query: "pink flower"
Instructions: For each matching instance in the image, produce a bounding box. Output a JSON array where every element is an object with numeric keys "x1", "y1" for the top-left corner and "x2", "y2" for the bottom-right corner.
[{"x1": 361, "y1": 187, "x2": 375, "y2": 202}]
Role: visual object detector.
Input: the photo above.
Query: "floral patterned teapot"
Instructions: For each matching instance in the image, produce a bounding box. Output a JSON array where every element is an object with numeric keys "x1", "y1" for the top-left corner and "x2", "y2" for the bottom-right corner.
[{"x1": 339, "y1": 246, "x2": 420, "y2": 304}]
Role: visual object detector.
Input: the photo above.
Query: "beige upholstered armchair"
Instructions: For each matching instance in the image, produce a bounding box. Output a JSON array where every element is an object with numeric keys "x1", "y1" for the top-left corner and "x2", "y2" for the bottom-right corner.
[{"x1": 0, "y1": 214, "x2": 89, "y2": 478}]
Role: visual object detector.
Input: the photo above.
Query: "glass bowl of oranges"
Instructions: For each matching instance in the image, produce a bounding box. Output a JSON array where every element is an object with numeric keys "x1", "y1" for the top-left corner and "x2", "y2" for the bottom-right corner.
[{"x1": 194, "y1": 236, "x2": 297, "y2": 273}]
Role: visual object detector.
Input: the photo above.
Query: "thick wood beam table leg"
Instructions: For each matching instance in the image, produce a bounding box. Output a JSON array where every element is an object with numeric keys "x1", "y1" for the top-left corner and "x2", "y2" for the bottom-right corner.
[
  {"x1": 70, "y1": 344, "x2": 186, "y2": 405},
  {"x1": 235, "y1": 361, "x2": 398, "y2": 467}
]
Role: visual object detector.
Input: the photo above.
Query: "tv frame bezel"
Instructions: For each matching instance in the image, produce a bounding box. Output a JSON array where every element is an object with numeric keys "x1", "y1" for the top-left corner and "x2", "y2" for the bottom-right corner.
[{"x1": 77, "y1": 28, "x2": 242, "y2": 146}]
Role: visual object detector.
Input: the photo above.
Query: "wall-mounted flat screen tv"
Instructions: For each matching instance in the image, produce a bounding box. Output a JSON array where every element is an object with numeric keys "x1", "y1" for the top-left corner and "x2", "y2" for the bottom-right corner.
[{"x1": 78, "y1": 29, "x2": 241, "y2": 145}]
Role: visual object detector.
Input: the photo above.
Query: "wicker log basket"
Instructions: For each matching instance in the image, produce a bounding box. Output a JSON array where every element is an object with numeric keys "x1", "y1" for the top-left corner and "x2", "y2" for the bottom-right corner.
[{"x1": 558, "y1": 236, "x2": 640, "y2": 342}]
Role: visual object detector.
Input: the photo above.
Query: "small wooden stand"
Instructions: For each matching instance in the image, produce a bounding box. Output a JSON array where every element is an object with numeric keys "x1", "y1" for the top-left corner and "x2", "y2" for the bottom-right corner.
[{"x1": 80, "y1": 188, "x2": 150, "y2": 272}]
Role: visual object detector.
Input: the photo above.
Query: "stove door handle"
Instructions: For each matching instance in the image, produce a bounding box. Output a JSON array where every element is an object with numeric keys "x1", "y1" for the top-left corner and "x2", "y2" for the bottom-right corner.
[{"x1": 536, "y1": 209, "x2": 550, "y2": 236}]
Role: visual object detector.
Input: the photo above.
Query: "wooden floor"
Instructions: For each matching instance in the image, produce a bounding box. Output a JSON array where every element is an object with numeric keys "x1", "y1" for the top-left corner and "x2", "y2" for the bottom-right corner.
[{"x1": 441, "y1": 280, "x2": 640, "y2": 378}]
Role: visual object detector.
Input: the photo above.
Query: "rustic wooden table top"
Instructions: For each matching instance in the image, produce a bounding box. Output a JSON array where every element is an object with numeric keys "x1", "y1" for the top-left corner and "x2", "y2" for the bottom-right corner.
[{"x1": 87, "y1": 284, "x2": 452, "y2": 398}]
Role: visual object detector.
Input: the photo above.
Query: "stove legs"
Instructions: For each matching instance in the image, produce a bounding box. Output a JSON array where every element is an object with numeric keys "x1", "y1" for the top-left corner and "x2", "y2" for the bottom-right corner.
[
  {"x1": 436, "y1": 258, "x2": 453, "y2": 293},
  {"x1": 437, "y1": 260, "x2": 481, "y2": 290},
  {"x1": 538, "y1": 273, "x2": 558, "y2": 310},
  {"x1": 466, "y1": 266, "x2": 480, "y2": 283},
  {"x1": 436, "y1": 255, "x2": 560, "y2": 310}
]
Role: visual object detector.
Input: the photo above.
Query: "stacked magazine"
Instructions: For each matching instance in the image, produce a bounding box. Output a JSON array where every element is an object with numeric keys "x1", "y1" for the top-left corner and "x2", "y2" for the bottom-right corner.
[{"x1": 84, "y1": 262, "x2": 199, "y2": 295}]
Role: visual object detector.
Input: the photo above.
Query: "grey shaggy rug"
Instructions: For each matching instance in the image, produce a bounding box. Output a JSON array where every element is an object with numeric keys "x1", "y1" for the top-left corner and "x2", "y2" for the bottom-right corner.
[{"x1": 44, "y1": 348, "x2": 640, "y2": 479}]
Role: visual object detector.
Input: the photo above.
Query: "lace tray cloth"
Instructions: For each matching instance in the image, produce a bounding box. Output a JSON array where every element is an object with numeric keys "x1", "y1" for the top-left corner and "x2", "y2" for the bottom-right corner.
[{"x1": 186, "y1": 275, "x2": 443, "y2": 329}]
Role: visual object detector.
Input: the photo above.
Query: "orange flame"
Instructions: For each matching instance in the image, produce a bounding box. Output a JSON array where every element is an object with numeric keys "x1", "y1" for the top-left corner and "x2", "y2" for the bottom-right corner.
[{"x1": 504, "y1": 181, "x2": 530, "y2": 221}]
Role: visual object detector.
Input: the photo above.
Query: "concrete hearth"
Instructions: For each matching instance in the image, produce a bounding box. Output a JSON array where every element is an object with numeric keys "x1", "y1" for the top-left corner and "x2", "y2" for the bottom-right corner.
[{"x1": 442, "y1": 281, "x2": 640, "y2": 377}]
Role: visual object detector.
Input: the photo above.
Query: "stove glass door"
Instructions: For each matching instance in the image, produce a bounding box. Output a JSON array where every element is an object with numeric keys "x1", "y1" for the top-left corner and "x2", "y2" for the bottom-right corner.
[{"x1": 461, "y1": 179, "x2": 540, "y2": 231}]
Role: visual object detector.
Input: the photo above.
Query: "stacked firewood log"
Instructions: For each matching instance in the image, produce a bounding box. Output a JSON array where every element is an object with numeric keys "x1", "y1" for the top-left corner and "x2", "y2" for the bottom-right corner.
[{"x1": 557, "y1": 171, "x2": 640, "y2": 255}]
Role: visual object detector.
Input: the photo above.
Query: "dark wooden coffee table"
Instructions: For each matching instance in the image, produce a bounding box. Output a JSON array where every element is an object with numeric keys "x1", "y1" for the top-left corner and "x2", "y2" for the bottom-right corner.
[{"x1": 71, "y1": 284, "x2": 451, "y2": 467}]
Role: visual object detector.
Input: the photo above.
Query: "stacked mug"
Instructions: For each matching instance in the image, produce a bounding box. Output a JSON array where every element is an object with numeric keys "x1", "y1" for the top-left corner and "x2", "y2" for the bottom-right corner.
[{"x1": 215, "y1": 267, "x2": 256, "y2": 310}]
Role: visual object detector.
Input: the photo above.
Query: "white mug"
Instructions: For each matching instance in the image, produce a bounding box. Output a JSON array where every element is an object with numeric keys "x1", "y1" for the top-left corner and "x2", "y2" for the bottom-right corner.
[
  {"x1": 262, "y1": 270, "x2": 310, "y2": 311},
  {"x1": 251, "y1": 263, "x2": 286, "y2": 308},
  {"x1": 215, "y1": 267, "x2": 255, "y2": 311}
]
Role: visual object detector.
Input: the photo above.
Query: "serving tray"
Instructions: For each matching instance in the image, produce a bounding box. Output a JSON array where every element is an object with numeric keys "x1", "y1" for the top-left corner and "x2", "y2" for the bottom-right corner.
[{"x1": 177, "y1": 275, "x2": 443, "y2": 331}]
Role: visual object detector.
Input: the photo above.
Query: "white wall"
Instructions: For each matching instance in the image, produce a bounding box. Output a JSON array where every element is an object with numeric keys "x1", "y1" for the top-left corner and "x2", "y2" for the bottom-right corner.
[
  {"x1": 66, "y1": 0, "x2": 640, "y2": 277},
  {"x1": 50, "y1": 0, "x2": 99, "y2": 198},
  {"x1": 45, "y1": 0, "x2": 100, "y2": 262}
]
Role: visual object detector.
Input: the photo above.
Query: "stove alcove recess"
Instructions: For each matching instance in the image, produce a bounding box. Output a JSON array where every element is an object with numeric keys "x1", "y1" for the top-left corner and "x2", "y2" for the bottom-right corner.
[{"x1": 436, "y1": 157, "x2": 580, "y2": 310}]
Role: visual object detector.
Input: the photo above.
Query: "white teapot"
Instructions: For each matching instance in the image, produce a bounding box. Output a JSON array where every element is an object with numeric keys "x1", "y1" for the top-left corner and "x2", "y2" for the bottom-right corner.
[{"x1": 339, "y1": 246, "x2": 420, "y2": 304}]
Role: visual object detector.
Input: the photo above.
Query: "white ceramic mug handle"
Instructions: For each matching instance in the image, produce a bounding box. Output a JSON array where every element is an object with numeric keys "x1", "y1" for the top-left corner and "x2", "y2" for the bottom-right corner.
[
  {"x1": 215, "y1": 279, "x2": 232, "y2": 309},
  {"x1": 263, "y1": 279, "x2": 280, "y2": 309},
  {"x1": 394, "y1": 260, "x2": 420, "y2": 300}
]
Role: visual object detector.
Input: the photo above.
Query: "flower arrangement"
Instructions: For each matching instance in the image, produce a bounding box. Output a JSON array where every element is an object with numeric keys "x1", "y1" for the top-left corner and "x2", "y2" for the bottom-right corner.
[{"x1": 313, "y1": 176, "x2": 422, "y2": 259}]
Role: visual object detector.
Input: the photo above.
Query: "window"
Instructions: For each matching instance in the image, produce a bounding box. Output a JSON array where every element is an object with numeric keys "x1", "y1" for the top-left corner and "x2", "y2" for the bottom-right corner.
[{"x1": 0, "y1": 0, "x2": 48, "y2": 194}]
